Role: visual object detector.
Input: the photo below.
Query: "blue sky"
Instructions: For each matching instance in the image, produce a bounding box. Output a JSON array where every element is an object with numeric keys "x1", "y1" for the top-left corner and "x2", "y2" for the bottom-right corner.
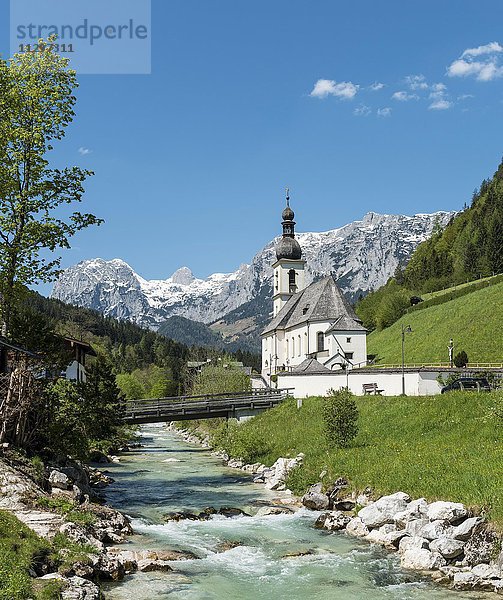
[{"x1": 2, "y1": 0, "x2": 503, "y2": 292}]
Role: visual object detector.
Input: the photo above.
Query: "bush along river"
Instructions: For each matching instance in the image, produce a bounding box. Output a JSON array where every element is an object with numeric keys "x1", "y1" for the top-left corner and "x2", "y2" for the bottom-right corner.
[{"x1": 102, "y1": 425, "x2": 487, "y2": 600}]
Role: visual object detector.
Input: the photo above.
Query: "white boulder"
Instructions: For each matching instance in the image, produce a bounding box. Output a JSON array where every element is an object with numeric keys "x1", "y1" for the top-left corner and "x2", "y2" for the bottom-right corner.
[
  {"x1": 401, "y1": 548, "x2": 447, "y2": 571},
  {"x1": 301, "y1": 483, "x2": 329, "y2": 511},
  {"x1": 426, "y1": 501, "x2": 468, "y2": 523},
  {"x1": 394, "y1": 498, "x2": 429, "y2": 527},
  {"x1": 405, "y1": 518, "x2": 429, "y2": 537},
  {"x1": 419, "y1": 519, "x2": 453, "y2": 541},
  {"x1": 398, "y1": 536, "x2": 429, "y2": 555},
  {"x1": 345, "y1": 517, "x2": 370, "y2": 538},
  {"x1": 358, "y1": 492, "x2": 410, "y2": 528},
  {"x1": 429, "y1": 536, "x2": 465, "y2": 559},
  {"x1": 452, "y1": 517, "x2": 484, "y2": 541},
  {"x1": 49, "y1": 469, "x2": 70, "y2": 490}
]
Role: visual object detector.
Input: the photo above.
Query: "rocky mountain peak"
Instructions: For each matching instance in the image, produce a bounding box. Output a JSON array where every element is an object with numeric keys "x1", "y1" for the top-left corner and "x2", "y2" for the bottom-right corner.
[
  {"x1": 51, "y1": 210, "x2": 456, "y2": 344},
  {"x1": 171, "y1": 267, "x2": 195, "y2": 286}
]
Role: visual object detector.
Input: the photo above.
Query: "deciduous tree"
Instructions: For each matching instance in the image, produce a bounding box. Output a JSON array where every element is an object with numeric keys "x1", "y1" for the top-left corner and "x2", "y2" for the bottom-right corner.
[{"x1": 0, "y1": 39, "x2": 102, "y2": 333}]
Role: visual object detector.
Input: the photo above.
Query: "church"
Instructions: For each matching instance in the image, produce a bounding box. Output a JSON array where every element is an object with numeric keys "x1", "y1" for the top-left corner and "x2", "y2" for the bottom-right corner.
[{"x1": 261, "y1": 193, "x2": 368, "y2": 384}]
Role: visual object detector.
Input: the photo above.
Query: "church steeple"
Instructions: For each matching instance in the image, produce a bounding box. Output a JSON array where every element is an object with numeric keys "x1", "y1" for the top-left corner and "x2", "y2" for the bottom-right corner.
[
  {"x1": 276, "y1": 189, "x2": 302, "y2": 261},
  {"x1": 272, "y1": 189, "x2": 306, "y2": 316}
]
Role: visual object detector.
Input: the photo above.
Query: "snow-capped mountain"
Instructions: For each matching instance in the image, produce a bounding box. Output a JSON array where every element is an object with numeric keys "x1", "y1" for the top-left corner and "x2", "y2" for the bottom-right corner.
[{"x1": 51, "y1": 211, "x2": 455, "y2": 343}]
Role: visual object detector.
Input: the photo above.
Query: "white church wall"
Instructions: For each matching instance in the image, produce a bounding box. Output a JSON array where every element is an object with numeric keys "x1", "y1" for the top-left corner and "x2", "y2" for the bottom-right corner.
[
  {"x1": 330, "y1": 331, "x2": 367, "y2": 367},
  {"x1": 277, "y1": 370, "x2": 443, "y2": 397}
]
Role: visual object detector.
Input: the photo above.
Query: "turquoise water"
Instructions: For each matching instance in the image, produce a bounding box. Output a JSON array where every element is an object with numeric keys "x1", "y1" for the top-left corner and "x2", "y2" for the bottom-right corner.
[{"x1": 103, "y1": 425, "x2": 485, "y2": 600}]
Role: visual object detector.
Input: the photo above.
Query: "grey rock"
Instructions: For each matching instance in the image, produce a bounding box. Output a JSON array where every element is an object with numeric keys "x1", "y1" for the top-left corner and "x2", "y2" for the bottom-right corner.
[
  {"x1": 401, "y1": 548, "x2": 447, "y2": 571},
  {"x1": 452, "y1": 517, "x2": 484, "y2": 541},
  {"x1": 358, "y1": 492, "x2": 410, "y2": 528},
  {"x1": 49, "y1": 469, "x2": 71, "y2": 490},
  {"x1": 398, "y1": 536, "x2": 430, "y2": 555},
  {"x1": 302, "y1": 483, "x2": 329, "y2": 511},
  {"x1": 429, "y1": 537, "x2": 465, "y2": 559},
  {"x1": 315, "y1": 511, "x2": 351, "y2": 531},
  {"x1": 426, "y1": 501, "x2": 468, "y2": 523},
  {"x1": 331, "y1": 499, "x2": 356, "y2": 511},
  {"x1": 61, "y1": 576, "x2": 101, "y2": 600},
  {"x1": 471, "y1": 563, "x2": 500, "y2": 579},
  {"x1": 394, "y1": 498, "x2": 429, "y2": 527},
  {"x1": 405, "y1": 518, "x2": 429, "y2": 537},
  {"x1": 419, "y1": 519, "x2": 453, "y2": 541},
  {"x1": 346, "y1": 517, "x2": 370, "y2": 538},
  {"x1": 255, "y1": 505, "x2": 294, "y2": 517},
  {"x1": 452, "y1": 571, "x2": 477, "y2": 590},
  {"x1": 137, "y1": 559, "x2": 173, "y2": 572},
  {"x1": 463, "y1": 528, "x2": 499, "y2": 566}
]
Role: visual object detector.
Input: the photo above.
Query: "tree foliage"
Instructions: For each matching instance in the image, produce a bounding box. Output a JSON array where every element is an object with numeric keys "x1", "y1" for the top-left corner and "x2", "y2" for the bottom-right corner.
[
  {"x1": 191, "y1": 362, "x2": 251, "y2": 396},
  {"x1": 323, "y1": 388, "x2": 359, "y2": 448},
  {"x1": 453, "y1": 350, "x2": 469, "y2": 368},
  {"x1": 0, "y1": 39, "x2": 101, "y2": 332},
  {"x1": 45, "y1": 357, "x2": 125, "y2": 459}
]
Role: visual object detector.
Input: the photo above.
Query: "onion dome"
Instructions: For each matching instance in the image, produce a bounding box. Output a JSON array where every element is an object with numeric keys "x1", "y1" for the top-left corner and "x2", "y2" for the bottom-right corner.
[
  {"x1": 276, "y1": 236, "x2": 302, "y2": 260},
  {"x1": 282, "y1": 205, "x2": 294, "y2": 221},
  {"x1": 275, "y1": 188, "x2": 303, "y2": 260}
]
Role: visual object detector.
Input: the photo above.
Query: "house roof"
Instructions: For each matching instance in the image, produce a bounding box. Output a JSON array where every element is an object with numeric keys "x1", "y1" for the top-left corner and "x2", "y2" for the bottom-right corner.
[
  {"x1": 0, "y1": 337, "x2": 38, "y2": 357},
  {"x1": 63, "y1": 337, "x2": 97, "y2": 357},
  {"x1": 289, "y1": 358, "x2": 333, "y2": 374},
  {"x1": 262, "y1": 274, "x2": 366, "y2": 335}
]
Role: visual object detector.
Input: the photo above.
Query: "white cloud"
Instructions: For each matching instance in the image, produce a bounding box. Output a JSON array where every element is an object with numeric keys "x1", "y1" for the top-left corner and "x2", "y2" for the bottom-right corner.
[
  {"x1": 461, "y1": 41, "x2": 503, "y2": 58},
  {"x1": 457, "y1": 93, "x2": 474, "y2": 100},
  {"x1": 392, "y1": 91, "x2": 419, "y2": 101},
  {"x1": 429, "y1": 83, "x2": 448, "y2": 100},
  {"x1": 353, "y1": 104, "x2": 371, "y2": 116},
  {"x1": 369, "y1": 82, "x2": 385, "y2": 91},
  {"x1": 310, "y1": 79, "x2": 359, "y2": 99},
  {"x1": 78, "y1": 147, "x2": 91, "y2": 156},
  {"x1": 447, "y1": 42, "x2": 503, "y2": 81},
  {"x1": 377, "y1": 107, "x2": 392, "y2": 117},
  {"x1": 429, "y1": 99, "x2": 452, "y2": 110},
  {"x1": 405, "y1": 74, "x2": 428, "y2": 90}
]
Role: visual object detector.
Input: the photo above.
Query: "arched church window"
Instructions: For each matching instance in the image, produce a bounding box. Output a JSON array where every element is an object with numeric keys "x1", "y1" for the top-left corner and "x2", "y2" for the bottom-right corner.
[
  {"x1": 317, "y1": 331, "x2": 325, "y2": 352},
  {"x1": 298, "y1": 335, "x2": 301, "y2": 356},
  {"x1": 288, "y1": 269, "x2": 297, "y2": 293}
]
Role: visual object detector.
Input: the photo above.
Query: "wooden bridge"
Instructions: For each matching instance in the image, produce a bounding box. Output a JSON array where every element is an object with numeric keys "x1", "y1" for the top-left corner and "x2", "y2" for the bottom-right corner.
[{"x1": 122, "y1": 389, "x2": 291, "y2": 424}]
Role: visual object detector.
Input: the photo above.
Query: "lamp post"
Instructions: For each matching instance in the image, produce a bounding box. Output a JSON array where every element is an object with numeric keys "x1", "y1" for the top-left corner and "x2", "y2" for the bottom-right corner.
[{"x1": 401, "y1": 324, "x2": 412, "y2": 396}]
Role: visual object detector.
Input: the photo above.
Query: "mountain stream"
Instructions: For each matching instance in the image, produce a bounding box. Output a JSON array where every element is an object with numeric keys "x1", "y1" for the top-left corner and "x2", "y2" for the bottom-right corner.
[{"x1": 102, "y1": 425, "x2": 485, "y2": 600}]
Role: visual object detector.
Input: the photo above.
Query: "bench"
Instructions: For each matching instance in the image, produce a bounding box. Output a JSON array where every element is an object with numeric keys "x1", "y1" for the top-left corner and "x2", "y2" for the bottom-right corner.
[{"x1": 362, "y1": 383, "x2": 384, "y2": 395}]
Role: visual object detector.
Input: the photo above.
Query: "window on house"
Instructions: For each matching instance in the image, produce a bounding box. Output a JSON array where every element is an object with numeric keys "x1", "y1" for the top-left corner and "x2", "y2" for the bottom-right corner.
[
  {"x1": 346, "y1": 337, "x2": 352, "y2": 343},
  {"x1": 286, "y1": 339, "x2": 289, "y2": 358},
  {"x1": 298, "y1": 335, "x2": 301, "y2": 356},
  {"x1": 317, "y1": 332, "x2": 325, "y2": 352},
  {"x1": 302, "y1": 304, "x2": 310, "y2": 315},
  {"x1": 291, "y1": 337, "x2": 295, "y2": 358},
  {"x1": 345, "y1": 352, "x2": 354, "y2": 360},
  {"x1": 288, "y1": 269, "x2": 297, "y2": 293}
]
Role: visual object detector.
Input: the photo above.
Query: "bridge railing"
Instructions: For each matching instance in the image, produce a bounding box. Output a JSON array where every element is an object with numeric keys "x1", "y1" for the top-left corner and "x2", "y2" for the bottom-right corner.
[{"x1": 123, "y1": 388, "x2": 293, "y2": 419}]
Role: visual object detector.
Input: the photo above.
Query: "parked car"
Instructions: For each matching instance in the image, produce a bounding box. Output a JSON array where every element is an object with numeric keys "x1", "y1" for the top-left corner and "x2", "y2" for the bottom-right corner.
[{"x1": 441, "y1": 377, "x2": 491, "y2": 393}]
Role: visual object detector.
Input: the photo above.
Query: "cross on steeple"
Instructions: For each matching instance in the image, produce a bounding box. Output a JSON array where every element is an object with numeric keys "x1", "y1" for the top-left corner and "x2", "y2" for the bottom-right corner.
[{"x1": 286, "y1": 187, "x2": 290, "y2": 206}]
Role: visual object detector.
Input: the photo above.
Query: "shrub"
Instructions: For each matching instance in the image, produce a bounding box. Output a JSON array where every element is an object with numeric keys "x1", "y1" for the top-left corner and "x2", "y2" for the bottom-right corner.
[
  {"x1": 454, "y1": 350, "x2": 469, "y2": 368},
  {"x1": 323, "y1": 389, "x2": 359, "y2": 448}
]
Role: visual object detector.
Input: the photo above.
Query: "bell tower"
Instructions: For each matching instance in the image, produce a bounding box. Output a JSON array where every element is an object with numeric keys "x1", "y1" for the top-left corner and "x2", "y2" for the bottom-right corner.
[{"x1": 272, "y1": 190, "x2": 307, "y2": 316}]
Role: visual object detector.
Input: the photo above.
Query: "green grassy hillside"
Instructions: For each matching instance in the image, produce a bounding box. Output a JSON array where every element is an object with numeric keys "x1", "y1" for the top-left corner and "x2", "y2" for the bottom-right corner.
[
  {"x1": 216, "y1": 393, "x2": 503, "y2": 525},
  {"x1": 367, "y1": 280, "x2": 503, "y2": 364}
]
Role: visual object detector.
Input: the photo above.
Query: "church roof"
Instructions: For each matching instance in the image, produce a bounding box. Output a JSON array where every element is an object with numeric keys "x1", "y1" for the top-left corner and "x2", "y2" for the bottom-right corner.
[
  {"x1": 262, "y1": 274, "x2": 366, "y2": 335},
  {"x1": 289, "y1": 358, "x2": 333, "y2": 374}
]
